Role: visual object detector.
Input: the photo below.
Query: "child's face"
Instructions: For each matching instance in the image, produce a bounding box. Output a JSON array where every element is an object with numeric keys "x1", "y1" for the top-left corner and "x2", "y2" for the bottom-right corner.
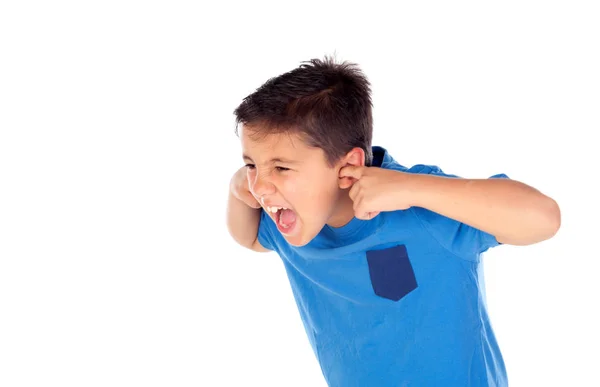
[{"x1": 240, "y1": 124, "x2": 359, "y2": 247}]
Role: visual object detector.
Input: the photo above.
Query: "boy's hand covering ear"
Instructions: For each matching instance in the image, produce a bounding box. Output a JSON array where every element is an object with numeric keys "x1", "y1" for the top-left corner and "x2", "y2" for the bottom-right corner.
[
  {"x1": 338, "y1": 166, "x2": 414, "y2": 220},
  {"x1": 231, "y1": 166, "x2": 262, "y2": 209}
]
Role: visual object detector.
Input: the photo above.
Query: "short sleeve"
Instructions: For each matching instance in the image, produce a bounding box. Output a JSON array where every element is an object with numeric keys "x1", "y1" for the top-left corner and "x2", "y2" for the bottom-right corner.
[
  {"x1": 407, "y1": 165, "x2": 509, "y2": 261},
  {"x1": 256, "y1": 209, "x2": 276, "y2": 251}
]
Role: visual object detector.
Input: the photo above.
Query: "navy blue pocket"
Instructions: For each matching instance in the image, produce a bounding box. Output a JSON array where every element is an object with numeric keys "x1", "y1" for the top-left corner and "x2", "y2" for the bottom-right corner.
[{"x1": 366, "y1": 245, "x2": 417, "y2": 301}]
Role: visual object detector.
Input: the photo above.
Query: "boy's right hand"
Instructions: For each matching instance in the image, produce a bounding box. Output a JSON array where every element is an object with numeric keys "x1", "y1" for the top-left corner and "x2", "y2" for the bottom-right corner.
[{"x1": 230, "y1": 166, "x2": 262, "y2": 209}]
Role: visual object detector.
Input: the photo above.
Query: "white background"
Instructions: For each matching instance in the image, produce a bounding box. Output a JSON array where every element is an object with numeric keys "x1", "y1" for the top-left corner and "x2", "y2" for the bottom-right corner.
[{"x1": 1, "y1": 1, "x2": 598, "y2": 386}]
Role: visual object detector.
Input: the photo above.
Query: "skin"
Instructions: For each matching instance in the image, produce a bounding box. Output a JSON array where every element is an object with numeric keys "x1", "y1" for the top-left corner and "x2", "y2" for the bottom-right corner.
[
  {"x1": 339, "y1": 165, "x2": 561, "y2": 246},
  {"x1": 233, "y1": 124, "x2": 363, "y2": 248},
  {"x1": 227, "y1": 123, "x2": 561, "y2": 250}
]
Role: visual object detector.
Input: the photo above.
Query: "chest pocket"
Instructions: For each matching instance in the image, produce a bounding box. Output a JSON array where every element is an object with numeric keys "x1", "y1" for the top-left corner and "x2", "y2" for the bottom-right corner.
[{"x1": 366, "y1": 244, "x2": 418, "y2": 302}]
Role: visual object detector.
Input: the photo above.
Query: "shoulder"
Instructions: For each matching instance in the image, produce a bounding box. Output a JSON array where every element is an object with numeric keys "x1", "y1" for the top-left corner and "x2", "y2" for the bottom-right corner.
[
  {"x1": 373, "y1": 146, "x2": 452, "y2": 176},
  {"x1": 405, "y1": 164, "x2": 450, "y2": 175},
  {"x1": 375, "y1": 146, "x2": 508, "y2": 180},
  {"x1": 383, "y1": 160, "x2": 456, "y2": 178},
  {"x1": 384, "y1": 159, "x2": 508, "y2": 181}
]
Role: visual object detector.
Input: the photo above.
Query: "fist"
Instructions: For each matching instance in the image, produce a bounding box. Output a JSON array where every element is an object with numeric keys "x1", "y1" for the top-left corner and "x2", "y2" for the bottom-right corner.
[
  {"x1": 339, "y1": 165, "x2": 411, "y2": 220},
  {"x1": 230, "y1": 166, "x2": 262, "y2": 209}
]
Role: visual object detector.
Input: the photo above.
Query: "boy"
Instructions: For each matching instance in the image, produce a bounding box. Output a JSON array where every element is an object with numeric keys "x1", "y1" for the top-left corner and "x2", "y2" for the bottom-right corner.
[{"x1": 226, "y1": 56, "x2": 560, "y2": 387}]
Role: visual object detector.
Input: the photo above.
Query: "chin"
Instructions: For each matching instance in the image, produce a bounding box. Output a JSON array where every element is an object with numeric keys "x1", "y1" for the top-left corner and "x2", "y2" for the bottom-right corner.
[
  {"x1": 276, "y1": 213, "x2": 328, "y2": 247},
  {"x1": 282, "y1": 227, "x2": 320, "y2": 247},
  {"x1": 284, "y1": 234, "x2": 311, "y2": 247}
]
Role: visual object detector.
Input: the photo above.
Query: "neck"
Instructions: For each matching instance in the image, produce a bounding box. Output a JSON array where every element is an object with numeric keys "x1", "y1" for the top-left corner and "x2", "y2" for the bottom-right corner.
[{"x1": 326, "y1": 190, "x2": 356, "y2": 228}]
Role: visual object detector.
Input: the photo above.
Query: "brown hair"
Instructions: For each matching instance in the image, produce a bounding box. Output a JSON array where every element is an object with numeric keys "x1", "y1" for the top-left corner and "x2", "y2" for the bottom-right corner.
[{"x1": 233, "y1": 55, "x2": 374, "y2": 166}]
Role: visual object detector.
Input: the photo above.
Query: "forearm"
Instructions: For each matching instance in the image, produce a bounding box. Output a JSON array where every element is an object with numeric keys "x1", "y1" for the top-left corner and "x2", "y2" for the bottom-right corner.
[
  {"x1": 226, "y1": 190, "x2": 262, "y2": 248},
  {"x1": 408, "y1": 174, "x2": 561, "y2": 245}
]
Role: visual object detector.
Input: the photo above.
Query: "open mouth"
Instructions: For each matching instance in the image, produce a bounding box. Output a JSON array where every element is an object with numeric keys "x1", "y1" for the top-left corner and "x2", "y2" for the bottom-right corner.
[{"x1": 265, "y1": 206, "x2": 298, "y2": 234}]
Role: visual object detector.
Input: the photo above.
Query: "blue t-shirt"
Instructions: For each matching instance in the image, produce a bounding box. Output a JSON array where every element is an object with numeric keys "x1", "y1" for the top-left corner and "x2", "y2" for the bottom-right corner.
[{"x1": 257, "y1": 146, "x2": 509, "y2": 387}]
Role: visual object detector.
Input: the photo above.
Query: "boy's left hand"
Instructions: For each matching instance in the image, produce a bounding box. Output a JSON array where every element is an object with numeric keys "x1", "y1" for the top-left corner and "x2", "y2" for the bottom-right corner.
[{"x1": 339, "y1": 166, "x2": 414, "y2": 220}]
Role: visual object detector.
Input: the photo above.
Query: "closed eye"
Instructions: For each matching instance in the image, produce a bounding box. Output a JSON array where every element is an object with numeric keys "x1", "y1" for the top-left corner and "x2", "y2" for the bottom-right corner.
[{"x1": 244, "y1": 164, "x2": 289, "y2": 172}]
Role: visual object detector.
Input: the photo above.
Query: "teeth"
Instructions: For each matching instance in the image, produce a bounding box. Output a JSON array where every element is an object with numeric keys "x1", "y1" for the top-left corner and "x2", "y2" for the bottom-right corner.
[{"x1": 266, "y1": 206, "x2": 288, "y2": 213}]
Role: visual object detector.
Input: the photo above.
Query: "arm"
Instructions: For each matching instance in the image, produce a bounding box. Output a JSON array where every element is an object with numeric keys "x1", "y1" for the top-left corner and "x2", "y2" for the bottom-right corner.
[
  {"x1": 226, "y1": 167, "x2": 270, "y2": 252},
  {"x1": 226, "y1": 190, "x2": 269, "y2": 252},
  {"x1": 407, "y1": 174, "x2": 561, "y2": 246}
]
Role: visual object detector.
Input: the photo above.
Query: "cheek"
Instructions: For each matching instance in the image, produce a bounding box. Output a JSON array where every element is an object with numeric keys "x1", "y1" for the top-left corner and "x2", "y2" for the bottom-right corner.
[{"x1": 288, "y1": 174, "x2": 338, "y2": 211}]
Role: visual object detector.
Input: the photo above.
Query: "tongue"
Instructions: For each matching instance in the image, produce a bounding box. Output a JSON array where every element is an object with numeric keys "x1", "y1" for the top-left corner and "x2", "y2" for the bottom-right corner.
[{"x1": 279, "y1": 209, "x2": 297, "y2": 226}]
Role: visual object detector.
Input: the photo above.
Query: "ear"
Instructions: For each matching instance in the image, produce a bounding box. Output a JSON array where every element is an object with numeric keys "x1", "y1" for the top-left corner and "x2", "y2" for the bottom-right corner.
[{"x1": 337, "y1": 147, "x2": 365, "y2": 189}]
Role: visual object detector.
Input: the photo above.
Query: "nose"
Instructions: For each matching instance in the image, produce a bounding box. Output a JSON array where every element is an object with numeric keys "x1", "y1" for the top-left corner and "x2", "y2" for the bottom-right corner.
[{"x1": 247, "y1": 168, "x2": 276, "y2": 199}]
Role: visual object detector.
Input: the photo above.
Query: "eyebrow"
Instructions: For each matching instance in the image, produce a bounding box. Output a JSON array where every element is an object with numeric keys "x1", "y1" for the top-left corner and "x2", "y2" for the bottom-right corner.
[{"x1": 243, "y1": 154, "x2": 299, "y2": 164}]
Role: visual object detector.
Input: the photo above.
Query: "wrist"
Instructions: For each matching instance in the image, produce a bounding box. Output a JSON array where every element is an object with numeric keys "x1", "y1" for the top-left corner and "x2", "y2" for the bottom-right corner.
[{"x1": 401, "y1": 173, "x2": 429, "y2": 208}]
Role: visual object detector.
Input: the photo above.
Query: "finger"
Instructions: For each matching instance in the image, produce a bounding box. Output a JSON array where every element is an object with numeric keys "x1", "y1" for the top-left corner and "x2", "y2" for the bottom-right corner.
[
  {"x1": 348, "y1": 183, "x2": 361, "y2": 202},
  {"x1": 339, "y1": 165, "x2": 363, "y2": 179},
  {"x1": 367, "y1": 211, "x2": 380, "y2": 219},
  {"x1": 357, "y1": 211, "x2": 379, "y2": 220},
  {"x1": 338, "y1": 176, "x2": 356, "y2": 189},
  {"x1": 338, "y1": 176, "x2": 352, "y2": 189},
  {"x1": 356, "y1": 211, "x2": 369, "y2": 220},
  {"x1": 355, "y1": 201, "x2": 368, "y2": 219},
  {"x1": 352, "y1": 196, "x2": 365, "y2": 216},
  {"x1": 247, "y1": 199, "x2": 262, "y2": 209},
  {"x1": 244, "y1": 192, "x2": 262, "y2": 209}
]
